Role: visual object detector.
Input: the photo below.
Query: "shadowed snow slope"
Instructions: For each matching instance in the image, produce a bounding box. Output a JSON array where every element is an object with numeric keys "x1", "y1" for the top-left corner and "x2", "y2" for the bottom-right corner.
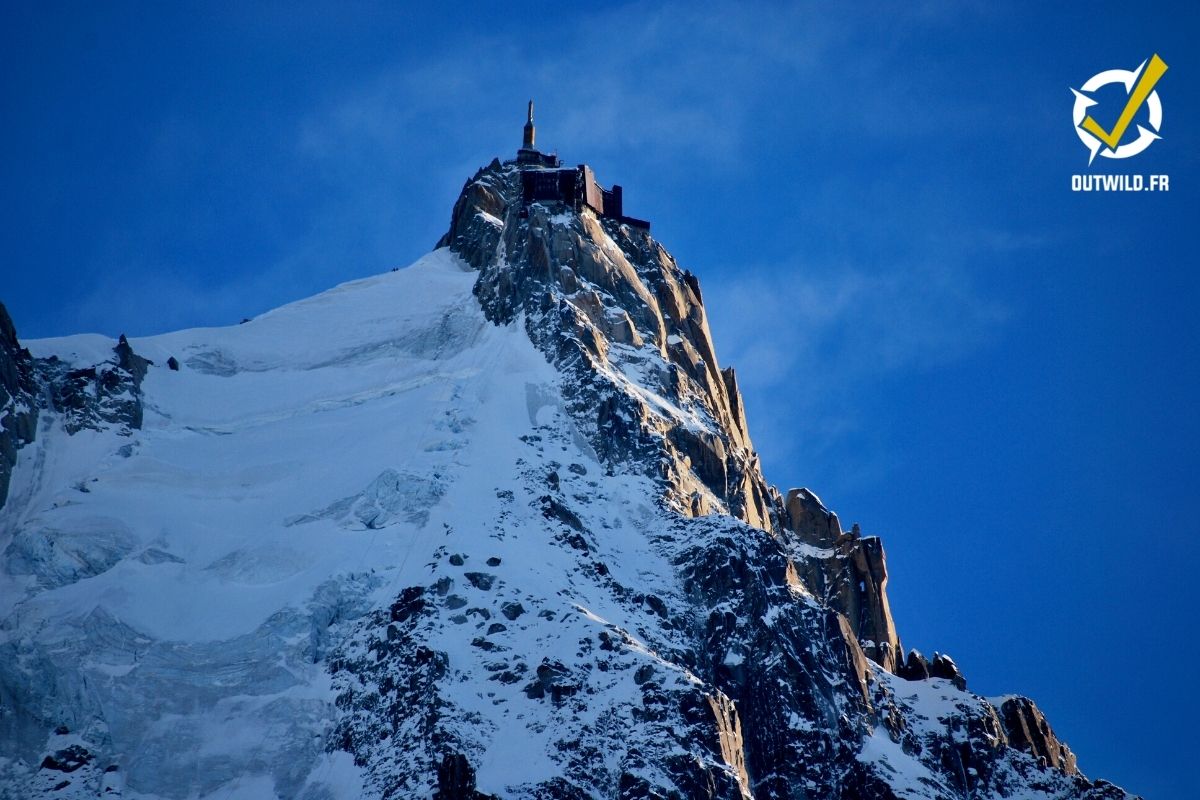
[{"x1": 0, "y1": 161, "x2": 1135, "y2": 799}]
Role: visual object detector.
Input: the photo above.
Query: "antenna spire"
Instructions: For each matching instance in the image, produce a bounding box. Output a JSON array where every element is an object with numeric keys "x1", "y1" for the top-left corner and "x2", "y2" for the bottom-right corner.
[{"x1": 522, "y1": 99, "x2": 536, "y2": 150}]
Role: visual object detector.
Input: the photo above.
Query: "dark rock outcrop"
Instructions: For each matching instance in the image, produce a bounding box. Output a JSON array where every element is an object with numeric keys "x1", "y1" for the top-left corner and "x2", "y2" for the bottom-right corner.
[
  {"x1": 2, "y1": 306, "x2": 156, "y2": 509},
  {"x1": 114, "y1": 334, "x2": 150, "y2": 384},
  {"x1": 895, "y1": 648, "x2": 965, "y2": 688},
  {"x1": 0, "y1": 303, "x2": 39, "y2": 509},
  {"x1": 39, "y1": 744, "x2": 92, "y2": 774},
  {"x1": 21, "y1": 732, "x2": 119, "y2": 798},
  {"x1": 897, "y1": 648, "x2": 932, "y2": 680},
  {"x1": 930, "y1": 652, "x2": 968, "y2": 690},
  {"x1": 42, "y1": 336, "x2": 150, "y2": 435},
  {"x1": 435, "y1": 753, "x2": 497, "y2": 800}
]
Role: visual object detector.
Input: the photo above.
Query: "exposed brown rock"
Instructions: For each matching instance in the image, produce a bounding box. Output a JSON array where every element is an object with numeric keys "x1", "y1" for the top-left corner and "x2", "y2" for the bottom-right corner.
[
  {"x1": 997, "y1": 696, "x2": 1079, "y2": 774},
  {"x1": 443, "y1": 162, "x2": 777, "y2": 533},
  {"x1": 785, "y1": 488, "x2": 842, "y2": 546},
  {"x1": 784, "y1": 489, "x2": 901, "y2": 672}
]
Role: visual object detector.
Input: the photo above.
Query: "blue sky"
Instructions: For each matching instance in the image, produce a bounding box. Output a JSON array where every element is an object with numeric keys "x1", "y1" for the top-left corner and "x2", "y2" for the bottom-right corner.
[{"x1": 3, "y1": 2, "x2": 1197, "y2": 796}]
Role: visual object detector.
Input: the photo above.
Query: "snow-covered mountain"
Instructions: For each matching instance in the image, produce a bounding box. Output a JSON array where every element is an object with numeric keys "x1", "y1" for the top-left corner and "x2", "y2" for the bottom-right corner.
[{"x1": 0, "y1": 153, "x2": 1136, "y2": 799}]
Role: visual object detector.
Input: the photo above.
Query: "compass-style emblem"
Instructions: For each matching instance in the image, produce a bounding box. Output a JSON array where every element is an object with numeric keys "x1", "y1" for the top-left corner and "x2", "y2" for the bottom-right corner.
[{"x1": 1071, "y1": 54, "x2": 1167, "y2": 166}]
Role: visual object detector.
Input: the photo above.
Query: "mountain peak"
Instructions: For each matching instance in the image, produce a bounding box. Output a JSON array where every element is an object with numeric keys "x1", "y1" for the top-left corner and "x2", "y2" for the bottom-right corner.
[
  {"x1": 0, "y1": 129, "x2": 1139, "y2": 797},
  {"x1": 439, "y1": 154, "x2": 777, "y2": 534}
]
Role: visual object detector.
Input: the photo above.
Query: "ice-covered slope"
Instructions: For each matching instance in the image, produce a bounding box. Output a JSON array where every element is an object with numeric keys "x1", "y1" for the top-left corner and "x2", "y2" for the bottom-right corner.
[
  {"x1": 0, "y1": 157, "x2": 1137, "y2": 799},
  {"x1": 2, "y1": 250, "x2": 568, "y2": 796}
]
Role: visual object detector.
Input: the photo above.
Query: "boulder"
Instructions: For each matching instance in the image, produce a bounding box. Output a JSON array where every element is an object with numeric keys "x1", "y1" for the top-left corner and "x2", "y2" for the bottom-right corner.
[
  {"x1": 930, "y1": 652, "x2": 968, "y2": 690},
  {"x1": 896, "y1": 648, "x2": 931, "y2": 680}
]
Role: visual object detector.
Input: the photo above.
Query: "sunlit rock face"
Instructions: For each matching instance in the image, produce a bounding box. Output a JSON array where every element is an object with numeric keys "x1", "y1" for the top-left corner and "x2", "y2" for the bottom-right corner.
[
  {"x1": 0, "y1": 156, "x2": 1137, "y2": 799},
  {"x1": 996, "y1": 696, "x2": 1079, "y2": 774},
  {"x1": 782, "y1": 487, "x2": 902, "y2": 672},
  {"x1": 443, "y1": 161, "x2": 778, "y2": 534}
]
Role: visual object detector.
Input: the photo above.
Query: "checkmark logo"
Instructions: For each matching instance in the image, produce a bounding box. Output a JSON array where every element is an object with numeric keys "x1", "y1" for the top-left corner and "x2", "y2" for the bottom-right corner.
[
  {"x1": 1071, "y1": 54, "x2": 1167, "y2": 165},
  {"x1": 1081, "y1": 55, "x2": 1168, "y2": 149}
]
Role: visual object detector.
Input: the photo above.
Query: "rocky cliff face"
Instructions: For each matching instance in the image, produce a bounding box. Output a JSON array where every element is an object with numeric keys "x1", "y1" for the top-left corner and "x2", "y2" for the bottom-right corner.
[
  {"x1": 42, "y1": 334, "x2": 149, "y2": 437},
  {"x1": 781, "y1": 487, "x2": 902, "y2": 673},
  {"x1": 438, "y1": 162, "x2": 906, "y2": 679},
  {"x1": 0, "y1": 304, "x2": 39, "y2": 510},
  {"x1": 405, "y1": 157, "x2": 1133, "y2": 798},
  {"x1": 0, "y1": 306, "x2": 149, "y2": 514},
  {"x1": 0, "y1": 156, "x2": 1137, "y2": 800},
  {"x1": 440, "y1": 161, "x2": 779, "y2": 534},
  {"x1": 996, "y1": 696, "x2": 1079, "y2": 774}
]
